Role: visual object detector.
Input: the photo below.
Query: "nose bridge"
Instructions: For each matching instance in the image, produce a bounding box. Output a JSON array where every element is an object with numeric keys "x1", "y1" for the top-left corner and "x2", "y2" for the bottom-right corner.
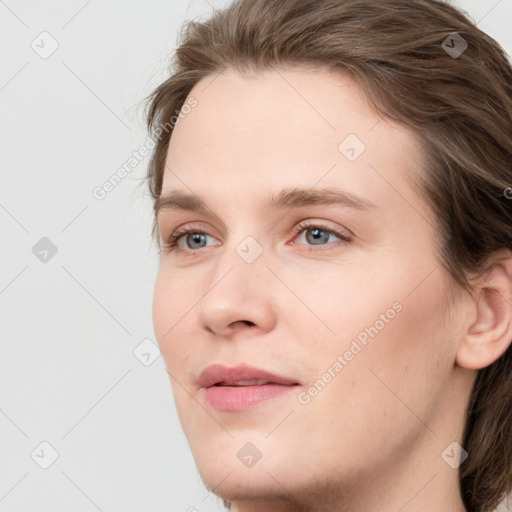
[
  {"x1": 211, "y1": 209, "x2": 269, "y2": 275},
  {"x1": 207, "y1": 231, "x2": 268, "y2": 300}
]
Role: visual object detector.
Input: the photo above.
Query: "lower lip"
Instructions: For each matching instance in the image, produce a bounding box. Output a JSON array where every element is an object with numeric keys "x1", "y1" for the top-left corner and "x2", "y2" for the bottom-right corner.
[{"x1": 203, "y1": 384, "x2": 298, "y2": 411}]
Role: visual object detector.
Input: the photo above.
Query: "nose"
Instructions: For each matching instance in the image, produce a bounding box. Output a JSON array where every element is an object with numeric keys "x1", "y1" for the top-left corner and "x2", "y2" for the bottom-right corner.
[{"x1": 197, "y1": 250, "x2": 277, "y2": 339}]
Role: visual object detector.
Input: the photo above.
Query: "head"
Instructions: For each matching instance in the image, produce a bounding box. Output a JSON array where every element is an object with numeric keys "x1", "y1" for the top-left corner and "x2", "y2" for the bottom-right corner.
[{"x1": 146, "y1": 1, "x2": 512, "y2": 511}]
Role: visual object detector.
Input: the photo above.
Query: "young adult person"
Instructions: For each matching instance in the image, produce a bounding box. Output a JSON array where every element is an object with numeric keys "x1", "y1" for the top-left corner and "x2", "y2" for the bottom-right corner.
[{"x1": 145, "y1": 1, "x2": 512, "y2": 510}]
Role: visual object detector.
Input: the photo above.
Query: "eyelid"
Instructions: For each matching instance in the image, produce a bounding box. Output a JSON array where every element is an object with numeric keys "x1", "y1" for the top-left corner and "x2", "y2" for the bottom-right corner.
[
  {"x1": 287, "y1": 220, "x2": 352, "y2": 250},
  {"x1": 161, "y1": 221, "x2": 217, "y2": 249}
]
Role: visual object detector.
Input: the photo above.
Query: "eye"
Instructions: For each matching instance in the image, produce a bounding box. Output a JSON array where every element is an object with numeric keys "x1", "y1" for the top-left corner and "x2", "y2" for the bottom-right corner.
[
  {"x1": 289, "y1": 220, "x2": 352, "y2": 249},
  {"x1": 161, "y1": 220, "x2": 352, "y2": 254},
  {"x1": 162, "y1": 222, "x2": 217, "y2": 252}
]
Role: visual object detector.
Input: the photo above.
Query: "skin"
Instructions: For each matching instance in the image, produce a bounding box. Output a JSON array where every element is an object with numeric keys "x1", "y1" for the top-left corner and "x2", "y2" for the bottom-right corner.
[{"x1": 152, "y1": 65, "x2": 512, "y2": 512}]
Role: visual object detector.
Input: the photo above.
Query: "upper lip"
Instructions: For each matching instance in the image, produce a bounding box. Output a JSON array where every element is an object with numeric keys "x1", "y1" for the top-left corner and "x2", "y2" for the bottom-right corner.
[{"x1": 198, "y1": 364, "x2": 300, "y2": 388}]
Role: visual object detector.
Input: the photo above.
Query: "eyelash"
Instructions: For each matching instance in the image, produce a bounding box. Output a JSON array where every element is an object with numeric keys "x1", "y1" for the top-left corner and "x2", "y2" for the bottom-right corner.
[{"x1": 162, "y1": 220, "x2": 352, "y2": 254}]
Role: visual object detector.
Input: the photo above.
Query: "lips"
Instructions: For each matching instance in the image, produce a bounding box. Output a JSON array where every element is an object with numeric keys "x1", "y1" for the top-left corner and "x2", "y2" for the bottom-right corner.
[
  {"x1": 198, "y1": 364, "x2": 300, "y2": 412},
  {"x1": 198, "y1": 364, "x2": 299, "y2": 388}
]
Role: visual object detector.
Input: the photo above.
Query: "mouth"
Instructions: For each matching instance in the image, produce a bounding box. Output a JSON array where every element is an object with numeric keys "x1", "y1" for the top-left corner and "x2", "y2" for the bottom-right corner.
[
  {"x1": 213, "y1": 379, "x2": 289, "y2": 387},
  {"x1": 198, "y1": 364, "x2": 300, "y2": 411}
]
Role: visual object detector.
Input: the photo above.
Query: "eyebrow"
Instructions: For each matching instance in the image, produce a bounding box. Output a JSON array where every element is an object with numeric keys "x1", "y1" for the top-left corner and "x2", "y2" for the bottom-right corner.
[{"x1": 155, "y1": 187, "x2": 377, "y2": 219}]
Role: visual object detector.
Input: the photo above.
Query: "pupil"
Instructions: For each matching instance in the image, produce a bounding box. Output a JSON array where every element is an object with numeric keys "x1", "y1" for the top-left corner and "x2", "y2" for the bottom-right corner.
[
  {"x1": 188, "y1": 233, "x2": 205, "y2": 248},
  {"x1": 307, "y1": 228, "x2": 328, "y2": 245}
]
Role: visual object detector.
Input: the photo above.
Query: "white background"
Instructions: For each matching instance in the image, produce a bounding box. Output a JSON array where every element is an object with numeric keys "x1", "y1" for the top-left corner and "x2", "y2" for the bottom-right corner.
[{"x1": 1, "y1": 0, "x2": 511, "y2": 511}]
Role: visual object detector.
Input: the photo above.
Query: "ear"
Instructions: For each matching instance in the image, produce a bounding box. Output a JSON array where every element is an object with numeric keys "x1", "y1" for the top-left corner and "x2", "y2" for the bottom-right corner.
[{"x1": 456, "y1": 250, "x2": 512, "y2": 370}]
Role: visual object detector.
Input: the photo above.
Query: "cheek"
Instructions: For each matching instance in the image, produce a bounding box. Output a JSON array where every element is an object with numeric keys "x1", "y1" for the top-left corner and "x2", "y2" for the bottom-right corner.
[
  {"x1": 152, "y1": 270, "x2": 193, "y2": 372},
  {"x1": 152, "y1": 272, "x2": 172, "y2": 347},
  {"x1": 307, "y1": 257, "x2": 452, "y2": 397},
  {"x1": 329, "y1": 269, "x2": 453, "y2": 427},
  {"x1": 289, "y1": 274, "x2": 454, "y2": 472},
  {"x1": 152, "y1": 272, "x2": 200, "y2": 430}
]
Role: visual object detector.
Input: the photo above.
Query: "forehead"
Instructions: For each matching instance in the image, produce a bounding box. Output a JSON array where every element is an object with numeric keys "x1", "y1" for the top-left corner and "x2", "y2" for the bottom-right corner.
[{"x1": 161, "y1": 65, "x2": 427, "y2": 222}]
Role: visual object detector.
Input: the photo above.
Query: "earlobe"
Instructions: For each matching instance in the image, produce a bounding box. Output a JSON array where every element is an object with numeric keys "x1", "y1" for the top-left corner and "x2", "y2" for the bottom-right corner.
[{"x1": 455, "y1": 254, "x2": 512, "y2": 370}]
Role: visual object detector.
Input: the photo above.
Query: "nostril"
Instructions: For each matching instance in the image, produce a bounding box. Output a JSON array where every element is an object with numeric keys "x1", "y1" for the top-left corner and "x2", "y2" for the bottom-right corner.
[{"x1": 230, "y1": 320, "x2": 255, "y2": 328}]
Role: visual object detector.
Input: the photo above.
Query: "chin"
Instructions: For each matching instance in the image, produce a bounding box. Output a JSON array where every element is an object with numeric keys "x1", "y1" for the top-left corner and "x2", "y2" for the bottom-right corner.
[
  {"x1": 189, "y1": 439, "x2": 290, "y2": 496},
  {"x1": 196, "y1": 463, "x2": 277, "y2": 501}
]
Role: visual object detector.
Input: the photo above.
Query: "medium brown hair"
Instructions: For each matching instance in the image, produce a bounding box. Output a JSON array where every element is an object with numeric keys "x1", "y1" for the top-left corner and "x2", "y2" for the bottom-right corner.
[{"x1": 144, "y1": 1, "x2": 512, "y2": 510}]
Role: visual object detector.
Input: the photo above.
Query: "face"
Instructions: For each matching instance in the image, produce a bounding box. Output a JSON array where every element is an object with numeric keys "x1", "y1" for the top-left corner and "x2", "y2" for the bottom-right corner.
[{"x1": 152, "y1": 66, "x2": 464, "y2": 506}]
